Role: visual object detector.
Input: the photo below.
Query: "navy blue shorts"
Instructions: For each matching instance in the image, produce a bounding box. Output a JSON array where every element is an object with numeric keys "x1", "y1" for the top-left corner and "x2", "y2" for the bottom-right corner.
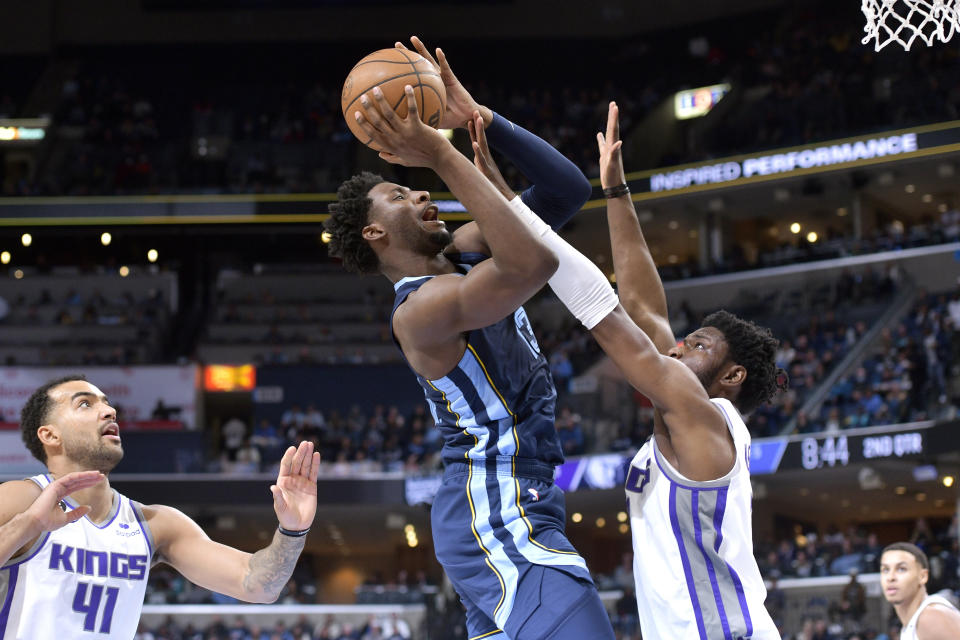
[{"x1": 432, "y1": 459, "x2": 615, "y2": 640}]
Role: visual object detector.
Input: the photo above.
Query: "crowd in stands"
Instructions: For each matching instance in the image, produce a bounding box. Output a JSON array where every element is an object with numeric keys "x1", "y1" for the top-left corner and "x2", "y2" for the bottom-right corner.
[
  {"x1": 211, "y1": 280, "x2": 959, "y2": 473},
  {"x1": 792, "y1": 287, "x2": 960, "y2": 434},
  {"x1": 137, "y1": 516, "x2": 960, "y2": 639},
  {"x1": 217, "y1": 402, "x2": 442, "y2": 475},
  {"x1": 3, "y1": 3, "x2": 957, "y2": 198},
  {"x1": 748, "y1": 266, "x2": 897, "y2": 436},
  {"x1": 656, "y1": 207, "x2": 960, "y2": 282},
  {"x1": 140, "y1": 566, "x2": 424, "y2": 639},
  {"x1": 0, "y1": 279, "x2": 170, "y2": 366},
  {"x1": 592, "y1": 518, "x2": 960, "y2": 639},
  {"x1": 219, "y1": 398, "x2": 591, "y2": 475},
  {"x1": 755, "y1": 518, "x2": 959, "y2": 640},
  {"x1": 134, "y1": 615, "x2": 413, "y2": 640}
]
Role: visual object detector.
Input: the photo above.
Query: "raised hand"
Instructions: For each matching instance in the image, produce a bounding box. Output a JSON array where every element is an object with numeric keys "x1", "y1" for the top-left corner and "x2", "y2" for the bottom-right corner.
[
  {"x1": 355, "y1": 85, "x2": 450, "y2": 168},
  {"x1": 468, "y1": 110, "x2": 513, "y2": 200},
  {"x1": 25, "y1": 470, "x2": 104, "y2": 533},
  {"x1": 397, "y1": 36, "x2": 492, "y2": 130},
  {"x1": 270, "y1": 441, "x2": 320, "y2": 532},
  {"x1": 596, "y1": 101, "x2": 627, "y2": 190}
]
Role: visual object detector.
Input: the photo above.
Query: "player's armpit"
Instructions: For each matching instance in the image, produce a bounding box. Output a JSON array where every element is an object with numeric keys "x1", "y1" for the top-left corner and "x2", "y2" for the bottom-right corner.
[
  {"x1": 590, "y1": 306, "x2": 735, "y2": 481},
  {"x1": 448, "y1": 221, "x2": 490, "y2": 257},
  {"x1": 0, "y1": 480, "x2": 42, "y2": 528},
  {"x1": 917, "y1": 605, "x2": 960, "y2": 638},
  {"x1": 395, "y1": 258, "x2": 548, "y2": 349},
  {"x1": 0, "y1": 481, "x2": 45, "y2": 563}
]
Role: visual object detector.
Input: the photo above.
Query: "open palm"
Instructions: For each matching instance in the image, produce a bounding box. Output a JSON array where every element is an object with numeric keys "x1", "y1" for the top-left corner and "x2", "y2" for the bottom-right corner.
[
  {"x1": 27, "y1": 471, "x2": 104, "y2": 532},
  {"x1": 596, "y1": 101, "x2": 627, "y2": 189},
  {"x1": 397, "y1": 36, "x2": 484, "y2": 130},
  {"x1": 271, "y1": 441, "x2": 320, "y2": 531}
]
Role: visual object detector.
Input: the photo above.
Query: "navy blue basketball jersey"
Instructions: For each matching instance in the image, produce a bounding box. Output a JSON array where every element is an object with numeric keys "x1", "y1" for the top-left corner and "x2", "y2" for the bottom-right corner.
[{"x1": 391, "y1": 255, "x2": 563, "y2": 468}]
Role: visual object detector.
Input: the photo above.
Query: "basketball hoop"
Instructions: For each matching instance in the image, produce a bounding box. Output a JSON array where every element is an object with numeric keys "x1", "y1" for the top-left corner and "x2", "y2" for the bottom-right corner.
[{"x1": 862, "y1": 0, "x2": 960, "y2": 50}]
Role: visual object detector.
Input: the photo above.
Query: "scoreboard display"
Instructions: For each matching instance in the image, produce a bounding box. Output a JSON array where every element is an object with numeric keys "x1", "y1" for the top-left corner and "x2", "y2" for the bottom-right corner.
[{"x1": 750, "y1": 421, "x2": 958, "y2": 475}]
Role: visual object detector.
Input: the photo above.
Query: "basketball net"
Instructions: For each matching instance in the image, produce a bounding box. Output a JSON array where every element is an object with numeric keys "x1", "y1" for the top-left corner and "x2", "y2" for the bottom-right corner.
[{"x1": 862, "y1": 0, "x2": 960, "y2": 50}]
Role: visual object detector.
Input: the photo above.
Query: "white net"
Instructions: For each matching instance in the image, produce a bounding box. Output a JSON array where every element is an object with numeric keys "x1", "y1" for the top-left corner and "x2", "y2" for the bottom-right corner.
[{"x1": 862, "y1": 0, "x2": 960, "y2": 50}]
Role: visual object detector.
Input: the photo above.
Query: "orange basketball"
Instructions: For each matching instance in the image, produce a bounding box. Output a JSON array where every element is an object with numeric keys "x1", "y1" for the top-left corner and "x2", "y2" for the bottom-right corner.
[{"x1": 341, "y1": 48, "x2": 447, "y2": 150}]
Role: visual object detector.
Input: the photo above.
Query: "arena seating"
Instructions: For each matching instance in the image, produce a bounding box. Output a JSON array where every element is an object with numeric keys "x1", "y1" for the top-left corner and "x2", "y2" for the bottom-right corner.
[
  {"x1": 0, "y1": 270, "x2": 175, "y2": 365},
  {"x1": 5, "y1": 3, "x2": 957, "y2": 198}
]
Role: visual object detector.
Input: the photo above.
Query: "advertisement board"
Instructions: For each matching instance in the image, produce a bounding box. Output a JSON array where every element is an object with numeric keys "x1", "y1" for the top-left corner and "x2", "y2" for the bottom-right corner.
[{"x1": 0, "y1": 365, "x2": 199, "y2": 428}]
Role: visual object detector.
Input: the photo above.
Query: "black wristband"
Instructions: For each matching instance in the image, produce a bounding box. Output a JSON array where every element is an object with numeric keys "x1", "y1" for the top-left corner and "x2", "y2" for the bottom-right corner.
[
  {"x1": 603, "y1": 183, "x2": 630, "y2": 199},
  {"x1": 278, "y1": 526, "x2": 310, "y2": 538}
]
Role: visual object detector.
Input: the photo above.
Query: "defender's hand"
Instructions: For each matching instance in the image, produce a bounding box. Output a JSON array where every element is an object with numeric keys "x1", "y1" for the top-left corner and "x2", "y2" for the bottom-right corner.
[
  {"x1": 397, "y1": 36, "x2": 492, "y2": 130},
  {"x1": 354, "y1": 85, "x2": 450, "y2": 168},
  {"x1": 25, "y1": 470, "x2": 104, "y2": 534},
  {"x1": 597, "y1": 101, "x2": 627, "y2": 190},
  {"x1": 271, "y1": 441, "x2": 320, "y2": 532},
  {"x1": 468, "y1": 110, "x2": 513, "y2": 200}
]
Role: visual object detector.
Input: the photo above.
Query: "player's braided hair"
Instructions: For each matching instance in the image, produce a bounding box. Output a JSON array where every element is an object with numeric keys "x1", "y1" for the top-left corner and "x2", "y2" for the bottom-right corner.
[
  {"x1": 325, "y1": 172, "x2": 386, "y2": 274},
  {"x1": 701, "y1": 310, "x2": 788, "y2": 414},
  {"x1": 20, "y1": 374, "x2": 87, "y2": 463},
  {"x1": 882, "y1": 542, "x2": 929, "y2": 570}
]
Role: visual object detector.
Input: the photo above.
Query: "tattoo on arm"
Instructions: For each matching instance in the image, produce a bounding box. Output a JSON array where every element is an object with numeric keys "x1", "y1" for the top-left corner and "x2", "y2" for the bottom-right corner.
[{"x1": 242, "y1": 530, "x2": 306, "y2": 600}]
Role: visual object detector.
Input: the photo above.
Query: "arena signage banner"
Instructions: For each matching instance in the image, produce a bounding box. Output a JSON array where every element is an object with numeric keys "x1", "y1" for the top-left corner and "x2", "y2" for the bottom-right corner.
[
  {"x1": 0, "y1": 431, "x2": 45, "y2": 475},
  {"x1": 0, "y1": 365, "x2": 199, "y2": 429},
  {"x1": 629, "y1": 120, "x2": 960, "y2": 200},
  {"x1": 0, "y1": 118, "x2": 49, "y2": 144},
  {"x1": 674, "y1": 83, "x2": 731, "y2": 120}
]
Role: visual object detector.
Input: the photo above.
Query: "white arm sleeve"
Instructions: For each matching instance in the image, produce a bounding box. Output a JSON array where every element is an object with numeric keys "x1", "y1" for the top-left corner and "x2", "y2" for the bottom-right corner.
[{"x1": 508, "y1": 196, "x2": 618, "y2": 330}]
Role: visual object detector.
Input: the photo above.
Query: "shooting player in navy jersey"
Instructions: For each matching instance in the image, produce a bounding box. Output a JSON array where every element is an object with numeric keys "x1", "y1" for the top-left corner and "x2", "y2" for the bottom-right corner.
[{"x1": 326, "y1": 37, "x2": 615, "y2": 640}]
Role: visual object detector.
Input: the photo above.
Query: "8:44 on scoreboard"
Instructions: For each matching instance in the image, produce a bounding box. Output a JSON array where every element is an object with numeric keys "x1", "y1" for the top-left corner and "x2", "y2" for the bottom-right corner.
[
  {"x1": 795, "y1": 430, "x2": 926, "y2": 471},
  {"x1": 801, "y1": 435, "x2": 851, "y2": 470}
]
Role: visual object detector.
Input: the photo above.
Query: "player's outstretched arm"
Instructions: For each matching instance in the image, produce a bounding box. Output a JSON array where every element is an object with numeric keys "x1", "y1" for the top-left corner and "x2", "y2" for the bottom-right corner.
[
  {"x1": 396, "y1": 36, "x2": 492, "y2": 130},
  {"x1": 499, "y1": 187, "x2": 735, "y2": 480},
  {"x1": 403, "y1": 35, "x2": 590, "y2": 255},
  {"x1": 590, "y1": 308, "x2": 736, "y2": 481},
  {"x1": 146, "y1": 441, "x2": 319, "y2": 603},
  {"x1": 598, "y1": 102, "x2": 675, "y2": 354},
  {"x1": 0, "y1": 471, "x2": 104, "y2": 566}
]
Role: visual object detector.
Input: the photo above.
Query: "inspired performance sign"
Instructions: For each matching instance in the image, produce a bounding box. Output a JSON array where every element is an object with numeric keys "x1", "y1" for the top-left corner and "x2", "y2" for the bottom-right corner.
[
  {"x1": 625, "y1": 120, "x2": 960, "y2": 200},
  {"x1": 652, "y1": 133, "x2": 917, "y2": 192}
]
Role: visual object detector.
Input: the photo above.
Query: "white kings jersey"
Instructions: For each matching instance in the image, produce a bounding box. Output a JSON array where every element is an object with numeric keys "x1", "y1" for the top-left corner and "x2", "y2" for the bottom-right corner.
[
  {"x1": 900, "y1": 594, "x2": 960, "y2": 640},
  {"x1": 0, "y1": 474, "x2": 154, "y2": 639},
  {"x1": 626, "y1": 398, "x2": 780, "y2": 640}
]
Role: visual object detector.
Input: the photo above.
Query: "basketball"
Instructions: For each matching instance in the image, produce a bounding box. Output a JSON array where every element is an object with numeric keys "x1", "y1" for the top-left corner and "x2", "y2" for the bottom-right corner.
[{"x1": 341, "y1": 48, "x2": 447, "y2": 149}]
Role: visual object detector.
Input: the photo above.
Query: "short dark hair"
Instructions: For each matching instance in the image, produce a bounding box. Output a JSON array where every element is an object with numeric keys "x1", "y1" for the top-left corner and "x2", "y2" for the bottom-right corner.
[
  {"x1": 325, "y1": 172, "x2": 385, "y2": 274},
  {"x1": 881, "y1": 542, "x2": 929, "y2": 570},
  {"x1": 20, "y1": 374, "x2": 87, "y2": 463},
  {"x1": 701, "y1": 310, "x2": 787, "y2": 414}
]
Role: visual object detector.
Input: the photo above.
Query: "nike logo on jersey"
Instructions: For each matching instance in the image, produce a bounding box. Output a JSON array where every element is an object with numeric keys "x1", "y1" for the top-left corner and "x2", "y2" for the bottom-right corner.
[{"x1": 528, "y1": 488, "x2": 540, "y2": 501}]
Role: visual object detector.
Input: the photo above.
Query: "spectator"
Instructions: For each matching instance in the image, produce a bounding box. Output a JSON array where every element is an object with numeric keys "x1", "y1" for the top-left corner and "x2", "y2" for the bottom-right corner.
[
  {"x1": 221, "y1": 416, "x2": 248, "y2": 461},
  {"x1": 251, "y1": 418, "x2": 283, "y2": 456},
  {"x1": 765, "y1": 574, "x2": 786, "y2": 628},
  {"x1": 281, "y1": 404, "x2": 306, "y2": 441},
  {"x1": 232, "y1": 437, "x2": 261, "y2": 473},
  {"x1": 555, "y1": 406, "x2": 586, "y2": 456},
  {"x1": 549, "y1": 349, "x2": 575, "y2": 393},
  {"x1": 836, "y1": 570, "x2": 866, "y2": 624}
]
